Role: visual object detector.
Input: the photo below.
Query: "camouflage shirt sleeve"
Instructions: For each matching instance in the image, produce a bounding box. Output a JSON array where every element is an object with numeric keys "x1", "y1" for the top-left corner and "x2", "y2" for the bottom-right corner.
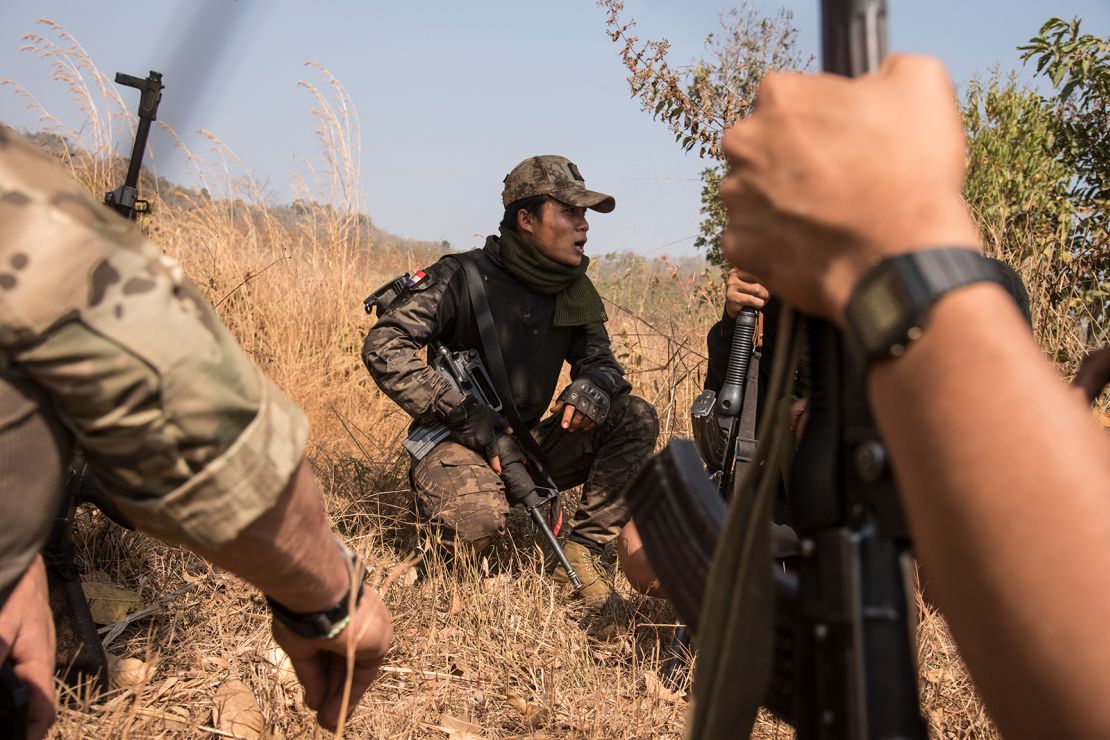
[
  {"x1": 568, "y1": 323, "x2": 632, "y2": 399},
  {"x1": 361, "y1": 259, "x2": 467, "y2": 421},
  {"x1": 0, "y1": 126, "x2": 308, "y2": 549}
]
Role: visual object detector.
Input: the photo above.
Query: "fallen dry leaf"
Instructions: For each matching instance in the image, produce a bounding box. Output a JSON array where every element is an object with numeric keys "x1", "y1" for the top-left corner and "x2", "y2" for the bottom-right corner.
[
  {"x1": 213, "y1": 678, "x2": 264, "y2": 739},
  {"x1": 448, "y1": 655, "x2": 473, "y2": 679},
  {"x1": 381, "y1": 550, "x2": 424, "y2": 591},
  {"x1": 106, "y1": 653, "x2": 154, "y2": 689},
  {"x1": 400, "y1": 565, "x2": 421, "y2": 587},
  {"x1": 507, "y1": 694, "x2": 549, "y2": 730},
  {"x1": 82, "y1": 582, "x2": 143, "y2": 625},
  {"x1": 437, "y1": 713, "x2": 487, "y2": 740},
  {"x1": 261, "y1": 647, "x2": 298, "y2": 687},
  {"x1": 643, "y1": 670, "x2": 685, "y2": 704},
  {"x1": 925, "y1": 667, "x2": 954, "y2": 685}
]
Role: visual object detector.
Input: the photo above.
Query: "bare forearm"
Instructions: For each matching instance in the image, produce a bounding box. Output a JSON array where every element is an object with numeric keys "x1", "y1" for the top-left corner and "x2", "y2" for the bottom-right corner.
[
  {"x1": 193, "y1": 459, "x2": 348, "y2": 612},
  {"x1": 870, "y1": 284, "x2": 1110, "y2": 737}
]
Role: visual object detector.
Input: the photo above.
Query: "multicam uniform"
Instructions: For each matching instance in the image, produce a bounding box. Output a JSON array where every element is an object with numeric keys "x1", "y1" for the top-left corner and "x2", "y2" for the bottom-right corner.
[
  {"x1": 0, "y1": 126, "x2": 308, "y2": 604},
  {"x1": 362, "y1": 238, "x2": 659, "y2": 551}
]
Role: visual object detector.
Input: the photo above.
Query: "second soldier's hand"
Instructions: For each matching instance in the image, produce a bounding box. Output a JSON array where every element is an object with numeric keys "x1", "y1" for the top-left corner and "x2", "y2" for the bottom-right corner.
[
  {"x1": 725, "y1": 268, "x2": 769, "y2": 318},
  {"x1": 549, "y1": 401, "x2": 597, "y2": 432}
]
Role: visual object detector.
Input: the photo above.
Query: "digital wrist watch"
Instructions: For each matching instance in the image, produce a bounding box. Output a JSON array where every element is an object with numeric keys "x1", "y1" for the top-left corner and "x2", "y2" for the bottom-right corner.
[{"x1": 843, "y1": 247, "x2": 1003, "y2": 366}]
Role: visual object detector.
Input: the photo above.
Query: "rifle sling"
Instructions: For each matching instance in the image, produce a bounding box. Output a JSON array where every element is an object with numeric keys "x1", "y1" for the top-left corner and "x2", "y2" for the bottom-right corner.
[{"x1": 452, "y1": 253, "x2": 557, "y2": 485}]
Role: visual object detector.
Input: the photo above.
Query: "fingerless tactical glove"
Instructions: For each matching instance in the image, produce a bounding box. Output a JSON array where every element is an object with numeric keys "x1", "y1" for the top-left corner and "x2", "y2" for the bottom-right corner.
[
  {"x1": 443, "y1": 396, "x2": 509, "y2": 461},
  {"x1": 556, "y1": 378, "x2": 611, "y2": 423}
]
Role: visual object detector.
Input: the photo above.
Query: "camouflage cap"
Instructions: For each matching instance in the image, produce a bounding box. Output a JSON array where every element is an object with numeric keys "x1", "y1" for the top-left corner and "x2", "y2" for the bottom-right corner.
[{"x1": 502, "y1": 155, "x2": 616, "y2": 213}]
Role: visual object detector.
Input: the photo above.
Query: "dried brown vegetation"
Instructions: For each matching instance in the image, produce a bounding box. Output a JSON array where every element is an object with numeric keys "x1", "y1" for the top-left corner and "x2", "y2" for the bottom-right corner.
[{"x1": 6, "y1": 17, "x2": 1100, "y2": 740}]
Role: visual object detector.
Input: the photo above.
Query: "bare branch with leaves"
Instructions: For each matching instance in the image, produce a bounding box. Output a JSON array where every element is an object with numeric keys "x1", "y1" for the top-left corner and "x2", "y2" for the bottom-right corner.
[{"x1": 598, "y1": 0, "x2": 810, "y2": 265}]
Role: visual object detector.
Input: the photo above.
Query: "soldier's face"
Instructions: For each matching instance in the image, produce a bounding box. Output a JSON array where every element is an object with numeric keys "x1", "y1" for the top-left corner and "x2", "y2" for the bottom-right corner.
[{"x1": 519, "y1": 199, "x2": 589, "y2": 267}]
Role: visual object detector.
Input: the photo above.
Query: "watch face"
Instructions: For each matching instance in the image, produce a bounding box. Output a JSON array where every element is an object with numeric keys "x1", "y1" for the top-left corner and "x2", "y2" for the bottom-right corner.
[{"x1": 858, "y1": 269, "x2": 907, "y2": 338}]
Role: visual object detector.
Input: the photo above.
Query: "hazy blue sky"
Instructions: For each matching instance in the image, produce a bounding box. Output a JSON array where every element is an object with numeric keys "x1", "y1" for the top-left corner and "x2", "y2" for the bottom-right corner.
[{"x1": 2, "y1": 1, "x2": 1107, "y2": 259}]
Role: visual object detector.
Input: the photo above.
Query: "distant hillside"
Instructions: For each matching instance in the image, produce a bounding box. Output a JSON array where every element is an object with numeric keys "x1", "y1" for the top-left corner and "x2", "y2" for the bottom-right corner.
[{"x1": 18, "y1": 127, "x2": 452, "y2": 262}]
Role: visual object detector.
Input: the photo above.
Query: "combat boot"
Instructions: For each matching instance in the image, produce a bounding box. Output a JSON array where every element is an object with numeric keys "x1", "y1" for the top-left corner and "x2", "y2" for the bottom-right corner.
[{"x1": 552, "y1": 541, "x2": 613, "y2": 607}]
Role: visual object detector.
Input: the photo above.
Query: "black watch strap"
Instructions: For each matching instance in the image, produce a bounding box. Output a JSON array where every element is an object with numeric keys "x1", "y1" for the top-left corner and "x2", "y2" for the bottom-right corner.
[
  {"x1": 844, "y1": 247, "x2": 1003, "y2": 365},
  {"x1": 266, "y1": 539, "x2": 365, "y2": 640}
]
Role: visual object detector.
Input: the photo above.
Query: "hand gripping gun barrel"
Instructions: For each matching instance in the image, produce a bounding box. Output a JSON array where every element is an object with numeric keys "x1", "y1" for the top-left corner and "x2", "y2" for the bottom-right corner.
[
  {"x1": 621, "y1": 3, "x2": 927, "y2": 738},
  {"x1": 364, "y1": 275, "x2": 583, "y2": 589}
]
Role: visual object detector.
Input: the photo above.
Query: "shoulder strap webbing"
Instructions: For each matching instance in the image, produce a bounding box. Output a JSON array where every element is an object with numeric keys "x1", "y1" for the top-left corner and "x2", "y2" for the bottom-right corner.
[{"x1": 451, "y1": 252, "x2": 556, "y2": 483}]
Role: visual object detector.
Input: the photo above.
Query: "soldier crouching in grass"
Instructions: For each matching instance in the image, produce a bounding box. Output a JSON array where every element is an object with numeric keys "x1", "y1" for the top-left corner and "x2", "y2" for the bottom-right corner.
[{"x1": 361, "y1": 155, "x2": 659, "y2": 608}]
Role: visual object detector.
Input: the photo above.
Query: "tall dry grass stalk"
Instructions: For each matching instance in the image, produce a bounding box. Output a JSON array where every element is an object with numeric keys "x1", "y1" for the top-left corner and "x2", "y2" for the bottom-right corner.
[{"x1": 11, "y1": 18, "x2": 1102, "y2": 739}]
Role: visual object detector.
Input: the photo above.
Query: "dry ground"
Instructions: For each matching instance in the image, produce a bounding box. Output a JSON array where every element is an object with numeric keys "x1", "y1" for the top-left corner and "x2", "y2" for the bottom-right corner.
[{"x1": 46, "y1": 209, "x2": 1003, "y2": 738}]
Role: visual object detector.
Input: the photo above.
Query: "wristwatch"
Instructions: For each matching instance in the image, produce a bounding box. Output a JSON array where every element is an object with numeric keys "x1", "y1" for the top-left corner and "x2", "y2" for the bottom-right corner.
[
  {"x1": 843, "y1": 247, "x2": 1002, "y2": 365},
  {"x1": 266, "y1": 539, "x2": 366, "y2": 640}
]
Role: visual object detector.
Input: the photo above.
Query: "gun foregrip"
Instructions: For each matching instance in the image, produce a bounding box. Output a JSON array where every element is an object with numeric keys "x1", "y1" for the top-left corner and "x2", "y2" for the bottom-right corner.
[{"x1": 718, "y1": 307, "x2": 758, "y2": 419}]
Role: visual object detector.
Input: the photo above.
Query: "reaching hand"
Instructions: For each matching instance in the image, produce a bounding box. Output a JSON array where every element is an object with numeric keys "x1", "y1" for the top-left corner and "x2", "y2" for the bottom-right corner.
[
  {"x1": 0, "y1": 556, "x2": 56, "y2": 740},
  {"x1": 272, "y1": 584, "x2": 393, "y2": 733},
  {"x1": 725, "y1": 268, "x2": 769, "y2": 318}
]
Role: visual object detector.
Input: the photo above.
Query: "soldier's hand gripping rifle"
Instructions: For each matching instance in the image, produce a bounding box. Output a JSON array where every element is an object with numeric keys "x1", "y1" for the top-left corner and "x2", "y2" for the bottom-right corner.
[
  {"x1": 622, "y1": 2, "x2": 927, "y2": 738},
  {"x1": 364, "y1": 275, "x2": 583, "y2": 589}
]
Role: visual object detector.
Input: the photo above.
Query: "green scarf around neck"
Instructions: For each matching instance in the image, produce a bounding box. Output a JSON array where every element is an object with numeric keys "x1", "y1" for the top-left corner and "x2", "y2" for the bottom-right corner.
[{"x1": 496, "y1": 226, "x2": 607, "y2": 332}]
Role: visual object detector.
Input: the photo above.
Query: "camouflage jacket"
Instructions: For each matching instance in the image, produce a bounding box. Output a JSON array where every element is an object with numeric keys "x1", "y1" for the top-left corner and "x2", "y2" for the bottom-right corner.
[
  {"x1": 0, "y1": 125, "x2": 307, "y2": 602},
  {"x1": 362, "y1": 236, "x2": 631, "y2": 429}
]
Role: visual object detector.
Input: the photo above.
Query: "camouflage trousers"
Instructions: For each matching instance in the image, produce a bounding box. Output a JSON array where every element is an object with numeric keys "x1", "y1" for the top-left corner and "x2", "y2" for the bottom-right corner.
[{"x1": 411, "y1": 394, "x2": 659, "y2": 552}]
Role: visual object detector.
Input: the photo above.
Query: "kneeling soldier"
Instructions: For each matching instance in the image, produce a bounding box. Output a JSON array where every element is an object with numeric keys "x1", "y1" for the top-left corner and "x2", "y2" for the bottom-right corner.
[{"x1": 362, "y1": 155, "x2": 659, "y2": 606}]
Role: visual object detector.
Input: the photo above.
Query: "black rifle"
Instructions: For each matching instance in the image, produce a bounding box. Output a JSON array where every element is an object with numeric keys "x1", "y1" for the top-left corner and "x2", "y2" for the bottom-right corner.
[
  {"x1": 690, "y1": 307, "x2": 760, "y2": 499},
  {"x1": 364, "y1": 275, "x2": 583, "y2": 589},
  {"x1": 664, "y1": 306, "x2": 760, "y2": 684},
  {"x1": 39, "y1": 70, "x2": 164, "y2": 700},
  {"x1": 104, "y1": 71, "x2": 164, "y2": 221},
  {"x1": 623, "y1": 2, "x2": 927, "y2": 738}
]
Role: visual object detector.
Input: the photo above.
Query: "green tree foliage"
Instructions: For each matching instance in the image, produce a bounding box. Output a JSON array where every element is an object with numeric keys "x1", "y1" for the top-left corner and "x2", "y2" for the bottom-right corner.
[
  {"x1": 599, "y1": 0, "x2": 809, "y2": 267},
  {"x1": 965, "y1": 17, "x2": 1108, "y2": 343},
  {"x1": 1020, "y1": 17, "x2": 1109, "y2": 211}
]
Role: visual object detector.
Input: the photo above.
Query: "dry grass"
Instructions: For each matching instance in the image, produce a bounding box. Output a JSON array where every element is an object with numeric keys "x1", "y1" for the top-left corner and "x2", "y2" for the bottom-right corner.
[{"x1": 6, "y1": 18, "x2": 1102, "y2": 739}]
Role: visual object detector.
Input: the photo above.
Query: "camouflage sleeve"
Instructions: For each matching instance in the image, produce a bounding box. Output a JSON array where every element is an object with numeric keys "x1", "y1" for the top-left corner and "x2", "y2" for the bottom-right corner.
[
  {"x1": 568, "y1": 324, "x2": 632, "y2": 399},
  {"x1": 360, "y1": 260, "x2": 466, "y2": 421},
  {"x1": 0, "y1": 126, "x2": 308, "y2": 549}
]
